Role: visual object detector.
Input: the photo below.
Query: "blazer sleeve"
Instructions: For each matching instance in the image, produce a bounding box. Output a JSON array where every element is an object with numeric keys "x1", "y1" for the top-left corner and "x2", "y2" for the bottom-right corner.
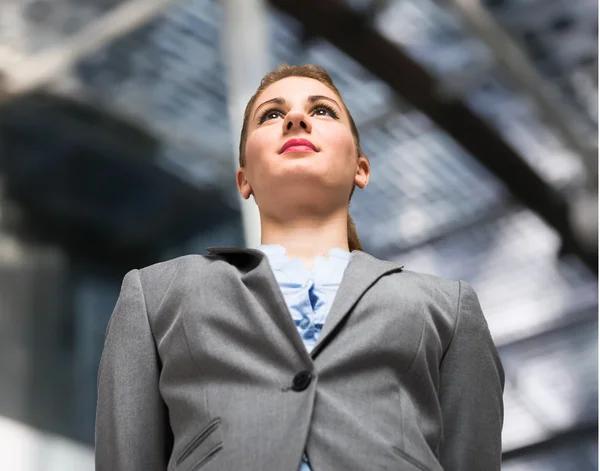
[
  {"x1": 438, "y1": 281, "x2": 505, "y2": 471},
  {"x1": 95, "y1": 269, "x2": 172, "y2": 470}
]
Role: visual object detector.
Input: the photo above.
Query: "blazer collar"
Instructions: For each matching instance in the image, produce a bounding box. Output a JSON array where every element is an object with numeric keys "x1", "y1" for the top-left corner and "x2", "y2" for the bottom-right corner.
[{"x1": 204, "y1": 246, "x2": 404, "y2": 359}]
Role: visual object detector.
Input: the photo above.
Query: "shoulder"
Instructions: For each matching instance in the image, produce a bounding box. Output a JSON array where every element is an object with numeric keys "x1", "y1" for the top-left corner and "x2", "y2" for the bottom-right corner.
[
  {"x1": 359, "y1": 251, "x2": 471, "y2": 308},
  {"x1": 376, "y1": 260, "x2": 463, "y2": 302},
  {"x1": 400, "y1": 270, "x2": 480, "y2": 313},
  {"x1": 394, "y1": 269, "x2": 487, "y2": 338},
  {"x1": 377, "y1": 265, "x2": 483, "y2": 329},
  {"x1": 386, "y1": 269, "x2": 486, "y2": 353},
  {"x1": 398, "y1": 268, "x2": 460, "y2": 292},
  {"x1": 133, "y1": 253, "x2": 214, "y2": 314},
  {"x1": 138, "y1": 254, "x2": 211, "y2": 279}
]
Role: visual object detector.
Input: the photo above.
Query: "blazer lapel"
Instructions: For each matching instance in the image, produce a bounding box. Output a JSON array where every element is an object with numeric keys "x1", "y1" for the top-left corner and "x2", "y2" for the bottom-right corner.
[
  {"x1": 204, "y1": 247, "x2": 404, "y2": 360},
  {"x1": 310, "y1": 250, "x2": 404, "y2": 357},
  {"x1": 205, "y1": 246, "x2": 313, "y2": 363}
]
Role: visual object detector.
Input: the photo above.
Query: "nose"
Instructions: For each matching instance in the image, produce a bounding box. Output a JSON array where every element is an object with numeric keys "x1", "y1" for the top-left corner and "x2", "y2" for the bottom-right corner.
[{"x1": 282, "y1": 109, "x2": 312, "y2": 134}]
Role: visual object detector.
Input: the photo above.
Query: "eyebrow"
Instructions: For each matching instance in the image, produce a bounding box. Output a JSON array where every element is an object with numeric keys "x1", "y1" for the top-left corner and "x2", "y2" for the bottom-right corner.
[{"x1": 253, "y1": 95, "x2": 341, "y2": 119}]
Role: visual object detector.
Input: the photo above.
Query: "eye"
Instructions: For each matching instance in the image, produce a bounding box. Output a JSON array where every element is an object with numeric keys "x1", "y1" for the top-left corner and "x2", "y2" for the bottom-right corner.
[
  {"x1": 311, "y1": 103, "x2": 339, "y2": 119},
  {"x1": 258, "y1": 108, "x2": 284, "y2": 124}
]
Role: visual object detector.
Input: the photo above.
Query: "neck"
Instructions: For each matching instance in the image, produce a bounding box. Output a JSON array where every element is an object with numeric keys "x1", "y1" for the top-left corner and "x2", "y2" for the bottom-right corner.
[{"x1": 259, "y1": 207, "x2": 349, "y2": 270}]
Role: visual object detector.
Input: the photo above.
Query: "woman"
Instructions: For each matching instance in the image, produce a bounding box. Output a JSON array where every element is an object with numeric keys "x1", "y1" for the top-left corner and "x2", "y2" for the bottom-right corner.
[{"x1": 95, "y1": 64, "x2": 504, "y2": 471}]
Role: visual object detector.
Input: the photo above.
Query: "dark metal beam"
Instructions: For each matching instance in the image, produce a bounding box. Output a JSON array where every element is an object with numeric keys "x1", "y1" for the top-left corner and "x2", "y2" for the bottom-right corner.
[
  {"x1": 496, "y1": 307, "x2": 597, "y2": 351},
  {"x1": 269, "y1": 0, "x2": 597, "y2": 275},
  {"x1": 501, "y1": 421, "x2": 598, "y2": 462}
]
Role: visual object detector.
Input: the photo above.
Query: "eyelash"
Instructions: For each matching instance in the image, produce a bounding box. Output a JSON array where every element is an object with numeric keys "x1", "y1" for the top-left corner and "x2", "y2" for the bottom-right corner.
[{"x1": 257, "y1": 103, "x2": 339, "y2": 125}]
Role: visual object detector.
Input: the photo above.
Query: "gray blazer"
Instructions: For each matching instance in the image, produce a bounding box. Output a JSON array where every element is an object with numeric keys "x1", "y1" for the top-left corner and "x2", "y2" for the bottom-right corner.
[{"x1": 95, "y1": 247, "x2": 504, "y2": 471}]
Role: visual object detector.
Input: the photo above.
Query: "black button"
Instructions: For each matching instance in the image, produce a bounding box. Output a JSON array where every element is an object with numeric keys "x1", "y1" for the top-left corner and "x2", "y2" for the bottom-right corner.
[{"x1": 291, "y1": 371, "x2": 312, "y2": 391}]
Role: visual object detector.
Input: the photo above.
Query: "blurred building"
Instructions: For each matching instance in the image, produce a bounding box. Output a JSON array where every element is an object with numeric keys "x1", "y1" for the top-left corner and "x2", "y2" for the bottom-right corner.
[{"x1": 0, "y1": 0, "x2": 597, "y2": 470}]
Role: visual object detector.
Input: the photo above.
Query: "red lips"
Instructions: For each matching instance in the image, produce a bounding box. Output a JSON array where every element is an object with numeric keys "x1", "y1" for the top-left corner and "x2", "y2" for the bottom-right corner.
[{"x1": 279, "y1": 138, "x2": 318, "y2": 154}]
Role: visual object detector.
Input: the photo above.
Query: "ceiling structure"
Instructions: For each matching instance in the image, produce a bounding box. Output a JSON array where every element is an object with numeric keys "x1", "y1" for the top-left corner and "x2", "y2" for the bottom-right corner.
[{"x1": 0, "y1": 0, "x2": 597, "y2": 469}]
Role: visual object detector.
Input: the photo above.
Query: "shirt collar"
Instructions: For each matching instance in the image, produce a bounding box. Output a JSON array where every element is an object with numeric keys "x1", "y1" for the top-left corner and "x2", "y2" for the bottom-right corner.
[
  {"x1": 257, "y1": 244, "x2": 350, "y2": 263},
  {"x1": 257, "y1": 244, "x2": 351, "y2": 284}
]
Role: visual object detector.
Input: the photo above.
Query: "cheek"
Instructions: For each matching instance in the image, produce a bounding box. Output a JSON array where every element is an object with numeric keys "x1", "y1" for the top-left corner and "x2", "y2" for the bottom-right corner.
[
  {"x1": 243, "y1": 130, "x2": 278, "y2": 189},
  {"x1": 244, "y1": 131, "x2": 270, "y2": 173},
  {"x1": 244, "y1": 132, "x2": 262, "y2": 163},
  {"x1": 326, "y1": 127, "x2": 357, "y2": 166}
]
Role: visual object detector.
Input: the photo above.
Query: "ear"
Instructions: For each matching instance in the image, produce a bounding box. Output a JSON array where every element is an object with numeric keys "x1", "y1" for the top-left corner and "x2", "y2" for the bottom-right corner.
[
  {"x1": 236, "y1": 167, "x2": 253, "y2": 199},
  {"x1": 354, "y1": 155, "x2": 370, "y2": 189}
]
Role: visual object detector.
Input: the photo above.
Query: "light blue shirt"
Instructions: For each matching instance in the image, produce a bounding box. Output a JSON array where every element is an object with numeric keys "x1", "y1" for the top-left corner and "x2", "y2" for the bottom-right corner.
[{"x1": 257, "y1": 244, "x2": 352, "y2": 471}]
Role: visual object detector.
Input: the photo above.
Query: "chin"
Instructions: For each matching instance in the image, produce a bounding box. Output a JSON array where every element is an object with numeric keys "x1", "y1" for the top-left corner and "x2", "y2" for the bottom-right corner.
[
  {"x1": 275, "y1": 178, "x2": 340, "y2": 204},
  {"x1": 281, "y1": 157, "x2": 327, "y2": 173},
  {"x1": 278, "y1": 170, "x2": 329, "y2": 187}
]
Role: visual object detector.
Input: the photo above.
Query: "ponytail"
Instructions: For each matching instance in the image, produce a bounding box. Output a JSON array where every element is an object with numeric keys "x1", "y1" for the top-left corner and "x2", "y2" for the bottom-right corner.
[{"x1": 347, "y1": 213, "x2": 363, "y2": 252}]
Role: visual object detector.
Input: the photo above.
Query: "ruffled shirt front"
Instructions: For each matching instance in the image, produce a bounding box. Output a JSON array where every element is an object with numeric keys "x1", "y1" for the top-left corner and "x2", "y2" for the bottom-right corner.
[{"x1": 257, "y1": 244, "x2": 351, "y2": 353}]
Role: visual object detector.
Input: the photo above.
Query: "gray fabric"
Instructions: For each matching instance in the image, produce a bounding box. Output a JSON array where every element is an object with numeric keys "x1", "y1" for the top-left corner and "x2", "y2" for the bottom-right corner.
[{"x1": 95, "y1": 247, "x2": 505, "y2": 471}]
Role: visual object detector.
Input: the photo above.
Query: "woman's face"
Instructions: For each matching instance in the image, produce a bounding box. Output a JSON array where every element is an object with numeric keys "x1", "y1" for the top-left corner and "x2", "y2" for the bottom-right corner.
[{"x1": 237, "y1": 76, "x2": 369, "y2": 215}]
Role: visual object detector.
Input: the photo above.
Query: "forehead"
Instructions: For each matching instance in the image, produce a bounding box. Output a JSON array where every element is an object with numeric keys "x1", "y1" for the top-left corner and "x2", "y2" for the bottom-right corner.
[{"x1": 254, "y1": 76, "x2": 339, "y2": 105}]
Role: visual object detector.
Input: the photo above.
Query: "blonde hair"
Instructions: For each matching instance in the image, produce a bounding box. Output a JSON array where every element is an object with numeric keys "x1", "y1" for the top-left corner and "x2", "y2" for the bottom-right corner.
[{"x1": 239, "y1": 63, "x2": 367, "y2": 252}]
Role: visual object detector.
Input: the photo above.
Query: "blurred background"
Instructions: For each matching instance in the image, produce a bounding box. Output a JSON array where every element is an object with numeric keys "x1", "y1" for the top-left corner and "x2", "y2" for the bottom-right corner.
[{"x1": 0, "y1": 0, "x2": 597, "y2": 469}]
